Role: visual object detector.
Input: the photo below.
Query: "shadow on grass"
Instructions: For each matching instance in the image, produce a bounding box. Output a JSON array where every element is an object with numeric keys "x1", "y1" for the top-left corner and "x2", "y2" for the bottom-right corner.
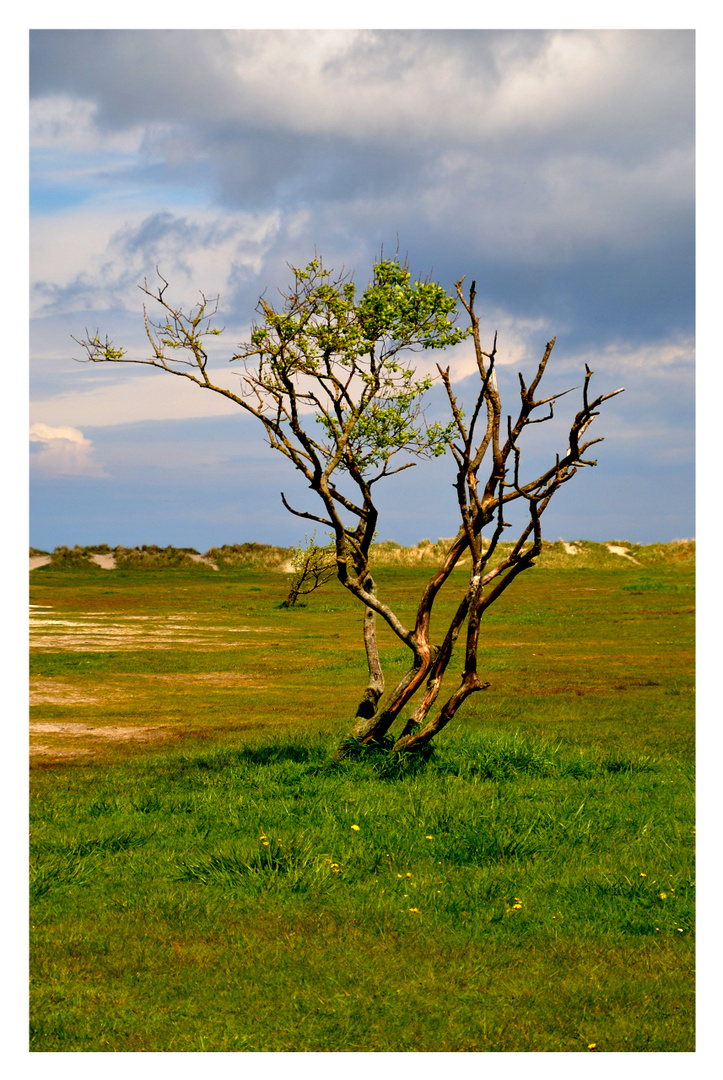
[{"x1": 145, "y1": 730, "x2": 660, "y2": 788}]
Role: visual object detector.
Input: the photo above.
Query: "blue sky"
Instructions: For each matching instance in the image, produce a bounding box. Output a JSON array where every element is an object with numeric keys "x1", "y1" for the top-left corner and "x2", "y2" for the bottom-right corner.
[{"x1": 29, "y1": 27, "x2": 695, "y2": 550}]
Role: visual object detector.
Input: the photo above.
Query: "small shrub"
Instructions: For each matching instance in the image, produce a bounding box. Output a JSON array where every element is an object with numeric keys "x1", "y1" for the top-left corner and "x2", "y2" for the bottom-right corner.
[{"x1": 50, "y1": 545, "x2": 98, "y2": 569}]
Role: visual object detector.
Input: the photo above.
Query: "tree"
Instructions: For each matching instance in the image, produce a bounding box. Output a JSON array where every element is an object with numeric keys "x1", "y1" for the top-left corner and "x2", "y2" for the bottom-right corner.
[
  {"x1": 282, "y1": 533, "x2": 336, "y2": 608},
  {"x1": 75, "y1": 256, "x2": 623, "y2": 758}
]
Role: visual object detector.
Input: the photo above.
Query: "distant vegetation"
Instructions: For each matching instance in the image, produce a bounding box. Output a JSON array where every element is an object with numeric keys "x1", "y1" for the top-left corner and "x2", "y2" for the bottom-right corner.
[{"x1": 31, "y1": 539, "x2": 695, "y2": 572}]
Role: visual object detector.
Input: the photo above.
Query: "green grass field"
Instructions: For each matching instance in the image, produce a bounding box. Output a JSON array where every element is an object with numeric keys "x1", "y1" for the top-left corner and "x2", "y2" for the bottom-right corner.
[{"x1": 29, "y1": 543, "x2": 695, "y2": 1051}]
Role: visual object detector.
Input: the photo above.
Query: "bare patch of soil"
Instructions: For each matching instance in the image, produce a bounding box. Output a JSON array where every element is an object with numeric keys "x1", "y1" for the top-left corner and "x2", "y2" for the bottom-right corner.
[
  {"x1": 186, "y1": 553, "x2": 219, "y2": 570},
  {"x1": 128, "y1": 672, "x2": 256, "y2": 687},
  {"x1": 29, "y1": 607, "x2": 285, "y2": 651},
  {"x1": 30, "y1": 722, "x2": 166, "y2": 739},
  {"x1": 30, "y1": 679, "x2": 109, "y2": 705},
  {"x1": 606, "y1": 544, "x2": 641, "y2": 565},
  {"x1": 30, "y1": 721, "x2": 169, "y2": 758},
  {"x1": 89, "y1": 553, "x2": 116, "y2": 569},
  {"x1": 31, "y1": 745, "x2": 94, "y2": 758}
]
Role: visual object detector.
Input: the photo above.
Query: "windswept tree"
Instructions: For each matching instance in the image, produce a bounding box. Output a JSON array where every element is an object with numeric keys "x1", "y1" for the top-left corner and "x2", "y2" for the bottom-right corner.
[
  {"x1": 282, "y1": 533, "x2": 336, "y2": 608},
  {"x1": 75, "y1": 256, "x2": 623, "y2": 758}
]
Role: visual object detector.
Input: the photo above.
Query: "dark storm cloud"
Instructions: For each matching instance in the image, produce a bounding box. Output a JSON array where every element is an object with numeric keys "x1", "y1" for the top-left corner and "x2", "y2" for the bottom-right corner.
[
  {"x1": 32, "y1": 28, "x2": 693, "y2": 346},
  {"x1": 30, "y1": 29, "x2": 238, "y2": 127}
]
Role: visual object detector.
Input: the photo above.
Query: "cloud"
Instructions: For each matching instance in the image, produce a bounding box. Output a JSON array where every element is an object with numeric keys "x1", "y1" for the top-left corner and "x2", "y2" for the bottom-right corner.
[
  {"x1": 30, "y1": 30, "x2": 693, "y2": 150},
  {"x1": 29, "y1": 423, "x2": 108, "y2": 476},
  {"x1": 30, "y1": 368, "x2": 245, "y2": 429},
  {"x1": 29, "y1": 29, "x2": 694, "y2": 347},
  {"x1": 31, "y1": 207, "x2": 282, "y2": 317},
  {"x1": 27, "y1": 29, "x2": 695, "y2": 547}
]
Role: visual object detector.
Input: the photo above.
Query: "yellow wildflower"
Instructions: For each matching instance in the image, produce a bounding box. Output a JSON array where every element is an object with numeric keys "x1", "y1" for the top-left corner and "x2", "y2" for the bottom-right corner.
[
  {"x1": 660, "y1": 892, "x2": 668, "y2": 899},
  {"x1": 351, "y1": 824, "x2": 360, "y2": 831},
  {"x1": 408, "y1": 908, "x2": 421, "y2": 914}
]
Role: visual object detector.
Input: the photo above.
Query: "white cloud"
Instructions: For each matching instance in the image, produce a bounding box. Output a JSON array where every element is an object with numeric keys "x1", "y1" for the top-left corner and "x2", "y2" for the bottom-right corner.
[
  {"x1": 29, "y1": 423, "x2": 108, "y2": 476},
  {"x1": 220, "y1": 30, "x2": 688, "y2": 151},
  {"x1": 30, "y1": 369, "x2": 245, "y2": 429},
  {"x1": 31, "y1": 207, "x2": 282, "y2": 317},
  {"x1": 30, "y1": 30, "x2": 693, "y2": 157},
  {"x1": 572, "y1": 335, "x2": 695, "y2": 373},
  {"x1": 30, "y1": 94, "x2": 144, "y2": 154}
]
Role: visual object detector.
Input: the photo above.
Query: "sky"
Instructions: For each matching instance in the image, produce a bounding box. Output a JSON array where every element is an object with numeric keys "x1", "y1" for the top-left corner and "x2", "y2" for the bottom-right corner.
[{"x1": 28, "y1": 26, "x2": 696, "y2": 550}]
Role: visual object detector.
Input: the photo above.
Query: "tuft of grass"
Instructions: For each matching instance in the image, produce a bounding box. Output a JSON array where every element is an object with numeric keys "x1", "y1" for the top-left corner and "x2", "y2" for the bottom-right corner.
[
  {"x1": 114, "y1": 545, "x2": 206, "y2": 570},
  {"x1": 49, "y1": 545, "x2": 100, "y2": 569},
  {"x1": 204, "y1": 542, "x2": 292, "y2": 569}
]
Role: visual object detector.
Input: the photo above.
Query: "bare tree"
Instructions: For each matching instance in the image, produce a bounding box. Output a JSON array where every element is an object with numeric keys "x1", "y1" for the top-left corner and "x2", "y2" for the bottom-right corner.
[{"x1": 75, "y1": 256, "x2": 622, "y2": 758}]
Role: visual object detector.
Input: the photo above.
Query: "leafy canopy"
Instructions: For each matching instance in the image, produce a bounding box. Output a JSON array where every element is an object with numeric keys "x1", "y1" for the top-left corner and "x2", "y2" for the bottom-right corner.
[{"x1": 239, "y1": 258, "x2": 469, "y2": 475}]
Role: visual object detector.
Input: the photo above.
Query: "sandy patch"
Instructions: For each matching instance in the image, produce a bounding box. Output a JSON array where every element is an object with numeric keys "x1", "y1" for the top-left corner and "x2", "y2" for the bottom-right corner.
[
  {"x1": 606, "y1": 544, "x2": 641, "y2": 565},
  {"x1": 129, "y1": 672, "x2": 255, "y2": 686},
  {"x1": 31, "y1": 745, "x2": 94, "y2": 758},
  {"x1": 30, "y1": 722, "x2": 168, "y2": 757},
  {"x1": 562, "y1": 543, "x2": 579, "y2": 555},
  {"x1": 29, "y1": 607, "x2": 285, "y2": 651},
  {"x1": 30, "y1": 553, "x2": 220, "y2": 571},
  {"x1": 30, "y1": 722, "x2": 166, "y2": 739},
  {"x1": 187, "y1": 553, "x2": 219, "y2": 570},
  {"x1": 30, "y1": 679, "x2": 108, "y2": 705},
  {"x1": 30, "y1": 673, "x2": 256, "y2": 710},
  {"x1": 90, "y1": 553, "x2": 116, "y2": 569}
]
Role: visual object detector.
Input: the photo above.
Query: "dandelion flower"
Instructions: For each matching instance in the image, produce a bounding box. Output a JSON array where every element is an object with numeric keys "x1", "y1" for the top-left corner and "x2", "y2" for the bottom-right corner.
[
  {"x1": 351, "y1": 824, "x2": 360, "y2": 831},
  {"x1": 587, "y1": 1043, "x2": 597, "y2": 1051},
  {"x1": 408, "y1": 908, "x2": 421, "y2": 914},
  {"x1": 640, "y1": 872, "x2": 647, "y2": 878},
  {"x1": 660, "y1": 892, "x2": 668, "y2": 899},
  {"x1": 425, "y1": 835, "x2": 433, "y2": 840}
]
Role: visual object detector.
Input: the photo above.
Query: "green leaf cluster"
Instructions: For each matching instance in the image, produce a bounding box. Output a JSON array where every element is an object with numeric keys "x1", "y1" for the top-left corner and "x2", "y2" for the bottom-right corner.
[{"x1": 243, "y1": 258, "x2": 468, "y2": 476}]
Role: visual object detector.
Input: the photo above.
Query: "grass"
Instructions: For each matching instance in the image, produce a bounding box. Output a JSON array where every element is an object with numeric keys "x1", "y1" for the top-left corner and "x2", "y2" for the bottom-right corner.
[{"x1": 29, "y1": 546, "x2": 694, "y2": 1051}]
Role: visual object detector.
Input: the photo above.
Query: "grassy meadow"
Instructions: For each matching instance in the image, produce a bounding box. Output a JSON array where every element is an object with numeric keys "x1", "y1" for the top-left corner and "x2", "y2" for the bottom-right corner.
[{"x1": 29, "y1": 540, "x2": 695, "y2": 1052}]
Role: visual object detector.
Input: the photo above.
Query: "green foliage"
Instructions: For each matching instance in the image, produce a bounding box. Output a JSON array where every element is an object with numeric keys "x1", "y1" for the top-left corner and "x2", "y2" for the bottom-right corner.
[
  {"x1": 282, "y1": 533, "x2": 336, "y2": 607},
  {"x1": 244, "y1": 257, "x2": 466, "y2": 473}
]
